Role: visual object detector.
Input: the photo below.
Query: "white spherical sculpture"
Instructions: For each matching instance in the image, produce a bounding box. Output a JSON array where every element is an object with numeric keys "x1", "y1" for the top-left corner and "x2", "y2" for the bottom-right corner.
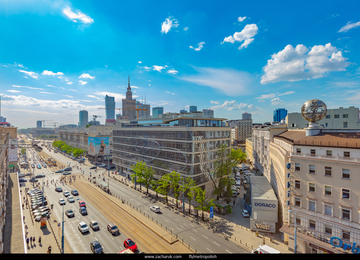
[{"x1": 301, "y1": 99, "x2": 327, "y2": 122}]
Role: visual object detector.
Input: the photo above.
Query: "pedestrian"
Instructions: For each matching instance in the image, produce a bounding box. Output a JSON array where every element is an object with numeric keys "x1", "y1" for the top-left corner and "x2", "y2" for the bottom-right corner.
[
  {"x1": 48, "y1": 245, "x2": 52, "y2": 254},
  {"x1": 38, "y1": 236, "x2": 41, "y2": 245},
  {"x1": 26, "y1": 237, "x2": 29, "y2": 247}
]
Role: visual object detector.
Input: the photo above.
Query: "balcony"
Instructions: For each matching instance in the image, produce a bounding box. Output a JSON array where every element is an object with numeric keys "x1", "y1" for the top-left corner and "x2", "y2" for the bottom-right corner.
[{"x1": 290, "y1": 152, "x2": 360, "y2": 163}]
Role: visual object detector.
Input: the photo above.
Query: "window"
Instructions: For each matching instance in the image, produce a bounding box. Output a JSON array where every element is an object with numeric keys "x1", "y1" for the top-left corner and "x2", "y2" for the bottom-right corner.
[
  {"x1": 334, "y1": 114, "x2": 340, "y2": 118},
  {"x1": 342, "y1": 230, "x2": 350, "y2": 241},
  {"x1": 295, "y1": 180, "x2": 301, "y2": 189},
  {"x1": 344, "y1": 151, "x2": 350, "y2": 157},
  {"x1": 325, "y1": 185, "x2": 332, "y2": 196},
  {"x1": 343, "y1": 122, "x2": 348, "y2": 128},
  {"x1": 326, "y1": 150, "x2": 332, "y2": 156},
  {"x1": 296, "y1": 148, "x2": 301, "y2": 154},
  {"x1": 311, "y1": 149, "x2": 316, "y2": 156},
  {"x1": 294, "y1": 197, "x2": 301, "y2": 207},
  {"x1": 325, "y1": 166, "x2": 332, "y2": 177},
  {"x1": 342, "y1": 169, "x2": 350, "y2": 179},
  {"x1": 309, "y1": 164, "x2": 315, "y2": 174},
  {"x1": 296, "y1": 218, "x2": 301, "y2": 226},
  {"x1": 309, "y1": 200, "x2": 316, "y2": 211},
  {"x1": 309, "y1": 220, "x2": 316, "y2": 230},
  {"x1": 342, "y1": 208, "x2": 351, "y2": 221},
  {"x1": 309, "y1": 183, "x2": 316, "y2": 192},
  {"x1": 325, "y1": 115, "x2": 331, "y2": 119},
  {"x1": 342, "y1": 189, "x2": 350, "y2": 199},
  {"x1": 295, "y1": 163, "x2": 301, "y2": 172},
  {"x1": 324, "y1": 204, "x2": 332, "y2": 216},
  {"x1": 343, "y1": 114, "x2": 349, "y2": 118},
  {"x1": 325, "y1": 225, "x2": 332, "y2": 235}
]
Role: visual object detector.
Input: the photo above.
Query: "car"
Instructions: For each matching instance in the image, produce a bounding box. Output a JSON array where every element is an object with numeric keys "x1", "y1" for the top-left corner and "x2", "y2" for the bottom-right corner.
[
  {"x1": 107, "y1": 223, "x2": 119, "y2": 235},
  {"x1": 55, "y1": 169, "x2": 64, "y2": 173},
  {"x1": 63, "y1": 191, "x2": 70, "y2": 197},
  {"x1": 123, "y1": 238, "x2": 138, "y2": 252},
  {"x1": 59, "y1": 198, "x2": 66, "y2": 205},
  {"x1": 90, "y1": 166, "x2": 97, "y2": 170},
  {"x1": 67, "y1": 196, "x2": 75, "y2": 203},
  {"x1": 35, "y1": 174, "x2": 45, "y2": 178},
  {"x1": 90, "y1": 241, "x2": 103, "y2": 254},
  {"x1": 31, "y1": 164, "x2": 35, "y2": 168},
  {"x1": 19, "y1": 178, "x2": 28, "y2": 182},
  {"x1": 150, "y1": 206, "x2": 160, "y2": 213},
  {"x1": 66, "y1": 209, "x2": 75, "y2": 218},
  {"x1": 241, "y1": 209, "x2": 250, "y2": 218},
  {"x1": 64, "y1": 167, "x2": 72, "y2": 171},
  {"x1": 90, "y1": 220, "x2": 100, "y2": 231},
  {"x1": 99, "y1": 164, "x2": 107, "y2": 168},
  {"x1": 235, "y1": 181, "x2": 241, "y2": 187},
  {"x1": 78, "y1": 222, "x2": 89, "y2": 234},
  {"x1": 62, "y1": 171, "x2": 71, "y2": 175},
  {"x1": 71, "y1": 189, "x2": 79, "y2": 196},
  {"x1": 55, "y1": 187, "x2": 62, "y2": 192},
  {"x1": 29, "y1": 177, "x2": 38, "y2": 182},
  {"x1": 79, "y1": 201, "x2": 86, "y2": 207},
  {"x1": 79, "y1": 206, "x2": 87, "y2": 215}
]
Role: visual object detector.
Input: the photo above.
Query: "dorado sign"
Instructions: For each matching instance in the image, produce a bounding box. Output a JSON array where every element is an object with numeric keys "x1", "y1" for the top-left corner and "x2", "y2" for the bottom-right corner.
[{"x1": 330, "y1": 237, "x2": 360, "y2": 254}]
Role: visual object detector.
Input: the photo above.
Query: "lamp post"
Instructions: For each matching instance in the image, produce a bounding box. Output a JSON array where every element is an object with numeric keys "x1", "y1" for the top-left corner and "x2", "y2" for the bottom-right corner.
[
  {"x1": 289, "y1": 208, "x2": 297, "y2": 254},
  {"x1": 61, "y1": 203, "x2": 65, "y2": 254},
  {"x1": 182, "y1": 176, "x2": 185, "y2": 214}
]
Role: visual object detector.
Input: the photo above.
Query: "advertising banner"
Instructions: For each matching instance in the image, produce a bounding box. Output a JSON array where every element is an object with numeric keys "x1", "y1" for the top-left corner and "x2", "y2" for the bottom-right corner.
[
  {"x1": 88, "y1": 137, "x2": 110, "y2": 156},
  {"x1": 8, "y1": 139, "x2": 18, "y2": 162}
]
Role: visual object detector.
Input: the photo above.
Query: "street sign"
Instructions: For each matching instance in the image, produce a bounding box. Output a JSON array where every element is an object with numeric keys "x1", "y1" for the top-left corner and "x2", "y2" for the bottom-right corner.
[{"x1": 210, "y1": 206, "x2": 214, "y2": 219}]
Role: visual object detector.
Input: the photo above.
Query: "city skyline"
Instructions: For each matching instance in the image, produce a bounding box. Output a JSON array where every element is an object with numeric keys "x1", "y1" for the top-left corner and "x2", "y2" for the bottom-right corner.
[{"x1": 0, "y1": 0, "x2": 359, "y2": 128}]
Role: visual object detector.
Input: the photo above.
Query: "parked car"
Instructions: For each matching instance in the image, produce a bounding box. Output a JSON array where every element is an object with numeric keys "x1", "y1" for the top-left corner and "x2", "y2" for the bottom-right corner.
[
  {"x1": 123, "y1": 238, "x2": 138, "y2": 252},
  {"x1": 78, "y1": 222, "x2": 89, "y2": 234},
  {"x1": 107, "y1": 223, "x2": 119, "y2": 235},
  {"x1": 241, "y1": 209, "x2": 250, "y2": 218}
]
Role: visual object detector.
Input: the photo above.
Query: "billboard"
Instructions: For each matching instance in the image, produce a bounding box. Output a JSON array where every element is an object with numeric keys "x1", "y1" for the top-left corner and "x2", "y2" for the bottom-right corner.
[
  {"x1": 88, "y1": 137, "x2": 110, "y2": 156},
  {"x1": 8, "y1": 139, "x2": 18, "y2": 162}
]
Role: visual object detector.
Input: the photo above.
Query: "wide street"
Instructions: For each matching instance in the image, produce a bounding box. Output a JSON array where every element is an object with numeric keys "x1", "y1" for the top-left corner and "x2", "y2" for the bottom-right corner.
[{"x1": 21, "y1": 140, "x2": 249, "y2": 254}]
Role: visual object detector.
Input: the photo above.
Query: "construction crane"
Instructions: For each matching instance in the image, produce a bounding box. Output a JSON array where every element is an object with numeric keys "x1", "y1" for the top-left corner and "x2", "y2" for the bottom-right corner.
[
  {"x1": 40, "y1": 120, "x2": 54, "y2": 128},
  {"x1": 97, "y1": 107, "x2": 148, "y2": 119},
  {"x1": 92, "y1": 115, "x2": 102, "y2": 125}
]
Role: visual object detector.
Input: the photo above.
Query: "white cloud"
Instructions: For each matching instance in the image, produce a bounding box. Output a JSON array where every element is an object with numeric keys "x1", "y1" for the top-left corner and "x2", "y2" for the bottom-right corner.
[
  {"x1": 7, "y1": 90, "x2": 21, "y2": 93},
  {"x1": 210, "y1": 100, "x2": 250, "y2": 111},
  {"x1": 79, "y1": 73, "x2": 95, "y2": 79},
  {"x1": 40, "y1": 92, "x2": 53, "y2": 95},
  {"x1": 161, "y1": 16, "x2": 179, "y2": 34},
  {"x1": 12, "y1": 85, "x2": 43, "y2": 90},
  {"x1": 19, "y1": 70, "x2": 39, "y2": 79},
  {"x1": 167, "y1": 69, "x2": 178, "y2": 74},
  {"x1": 166, "y1": 91, "x2": 176, "y2": 95},
  {"x1": 183, "y1": 27, "x2": 189, "y2": 31},
  {"x1": 222, "y1": 24, "x2": 258, "y2": 50},
  {"x1": 42, "y1": 70, "x2": 64, "y2": 76},
  {"x1": 210, "y1": 100, "x2": 220, "y2": 104},
  {"x1": 238, "y1": 16, "x2": 246, "y2": 22},
  {"x1": 190, "y1": 41, "x2": 205, "y2": 51},
  {"x1": 180, "y1": 67, "x2": 254, "y2": 96},
  {"x1": 67, "y1": 82, "x2": 73, "y2": 85},
  {"x1": 152, "y1": 65, "x2": 168, "y2": 72},
  {"x1": 261, "y1": 43, "x2": 350, "y2": 84},
  {"x1": 93, "y1": 91, "x2": 125, "y2": 102},
  {"x1": 63, "y1": 7, "x2": 94, "y2": 24},
  {"x1": 338, "y1": 21, "x2": 360, "y2": 33},
  {"x1": 79, "y1": 80, "x2": 88, "y2": 85},
  {"x1": 271, "y1": 97, "x2": 283, "y2": 105},
  {"x1": 138, "y1": 61, "x2": 142, "y2": 64}
]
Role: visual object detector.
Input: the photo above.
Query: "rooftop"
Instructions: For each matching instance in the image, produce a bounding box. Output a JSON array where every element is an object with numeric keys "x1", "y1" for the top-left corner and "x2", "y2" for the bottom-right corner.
[{"x1": 275, "y1": 130, "x2": 360, "y2": 149}]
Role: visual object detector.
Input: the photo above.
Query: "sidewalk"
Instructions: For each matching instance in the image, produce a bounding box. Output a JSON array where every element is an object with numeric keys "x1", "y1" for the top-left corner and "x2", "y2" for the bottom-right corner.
[
  {"x1": 3, "y1": 172, "x2": 73, "y2": 254},
  {"x1": 110, "y1": 172, "x2": 293, "y2": 253}
]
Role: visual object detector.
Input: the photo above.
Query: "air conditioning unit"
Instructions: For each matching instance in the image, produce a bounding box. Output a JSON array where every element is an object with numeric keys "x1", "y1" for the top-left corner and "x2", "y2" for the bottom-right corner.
[
  {"x1": 297, "y1": 228, "x2": 303, "y2": 233},
  {"x1": 312, "y1": 232, "x2": 316, "y2": 238}
]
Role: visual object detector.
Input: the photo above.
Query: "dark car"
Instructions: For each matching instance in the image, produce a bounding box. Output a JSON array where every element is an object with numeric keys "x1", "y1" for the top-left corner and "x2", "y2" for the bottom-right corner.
[
  {"x1": 19, "y1": 178, "x2": 28, "y2": 182},
  {"x1": 90, "y1": 241, "x2": 103, "y2": 254},
  {"x1": 66, "y1": 209, "x2": 75, "y2": 218},
  {"x1": 55, "y1": 187, "x2": 62, "y2": 192},
  {"x1": 107, "y1": 223, "x2": 119, "y2": 235},
  {"x1": 64, "y1": 167, "x2": 72, "y2": 171},
  {"x1": 79, "y1": 206, "x2": 87, "y2": 215},
  {"x1": 90, "y1": 166, "x2": 97, "y2": 170},
  {"x1": 29, "y1": 177, "x2": 39, "y2": 182}
]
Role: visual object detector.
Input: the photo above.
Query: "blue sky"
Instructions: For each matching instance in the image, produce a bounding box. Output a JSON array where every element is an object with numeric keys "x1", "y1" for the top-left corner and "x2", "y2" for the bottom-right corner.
[{"x1": 0, "y1": 0, "x2": 360, "y2": 128}]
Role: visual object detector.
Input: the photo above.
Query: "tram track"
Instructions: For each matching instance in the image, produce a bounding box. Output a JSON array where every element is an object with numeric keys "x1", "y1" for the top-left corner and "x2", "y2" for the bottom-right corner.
[{"x1": 69, "y1": 179, "x2": 191, "y2": 254}]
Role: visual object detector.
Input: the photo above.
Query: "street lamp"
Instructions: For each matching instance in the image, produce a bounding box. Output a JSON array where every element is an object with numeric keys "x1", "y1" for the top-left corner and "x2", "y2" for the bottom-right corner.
[{"x1": 289, "y1": 208, "x2": 297, "y2": 254}]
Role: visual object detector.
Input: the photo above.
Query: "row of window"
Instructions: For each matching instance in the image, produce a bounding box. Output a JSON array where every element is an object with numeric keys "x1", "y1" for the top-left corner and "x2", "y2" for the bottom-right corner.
[
  {"x1": 295, "y1": 148, "x2": 351, "y2": 157},
  {"x1": 295, "y1": 164, "x2": 352, "y2": 179},
  {"x1": 294, "y1": 181, "x2": 350, "y2": 199},
  {"x1": 325, "y1": 114, "x2": 348, "y2": 119}
]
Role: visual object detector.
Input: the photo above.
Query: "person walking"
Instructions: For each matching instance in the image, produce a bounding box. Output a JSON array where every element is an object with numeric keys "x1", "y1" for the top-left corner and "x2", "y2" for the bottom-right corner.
[
  {"x1": 38, "y1": 236, "x2": 41, "y2": 245},
  {"x1": 48, "y1": 245, "x2": 52, "y2": 254},
  {"x1": 26, "y1": 236, "x2": 29, "y2": 247}
]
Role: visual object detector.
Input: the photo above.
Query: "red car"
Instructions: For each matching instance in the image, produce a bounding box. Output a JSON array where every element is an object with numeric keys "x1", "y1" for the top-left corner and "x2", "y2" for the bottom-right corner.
[
  {"x1": 123, "y1": 238, "x2": 137, "y2": 252},
  {"x1": 79, "y1": 201, "x2": 86, "y2": 208}
]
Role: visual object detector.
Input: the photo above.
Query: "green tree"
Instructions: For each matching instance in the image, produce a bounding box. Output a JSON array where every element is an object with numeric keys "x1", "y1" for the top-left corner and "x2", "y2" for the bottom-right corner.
[
  {"x1": 181, "y1": 177, "x2": 196, "y2": 214},
  {"x1": 156, "y1": 174, "x2": 170, "y2": 204},
  {"x1": 131, "y1": 161, "x2": 154, "y2": 194},
  {"x1": 194, "y1": 187, "x2": 215, "y2": 221},
  {"x1": 167, "y1": 171, "x2": 182, "y2": 208},
  {"x1": 231, "y1": 148, "x2": 247, "y2": 164}
]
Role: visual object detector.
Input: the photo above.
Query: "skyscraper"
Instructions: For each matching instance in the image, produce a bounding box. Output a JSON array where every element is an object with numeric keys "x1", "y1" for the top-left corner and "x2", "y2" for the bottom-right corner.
[
  {"x1": 137, "y1": 103, "x2": 150, "y2": 118},
  {"x1": 78, "y1": 110, "x2": 88, "y2": 128},
  {"x1": 273, "y1": 108, "x2": 287, "y2": 122},
  {"x1": 189, "y1": 106, "x2": 197, "y2": 112},
  {"x1": 242, "y1": 112, "x2": 252, "y2": 120},
  {"x1": 36, "y1": 120, "x2": 42, "y2": 129},
  {"x1": 105, "y1": 95, "x2": 115, "y2": 121},
  {"x1": 122, "y1": 76, "x2": 136, "y2": 120},
  {"x1": 153, "y1": 107, "x2": 164, "y2": 118}
]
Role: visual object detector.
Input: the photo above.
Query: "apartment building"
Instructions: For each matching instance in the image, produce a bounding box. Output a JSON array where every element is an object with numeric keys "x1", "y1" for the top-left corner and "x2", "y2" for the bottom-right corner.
[
  {"x1": 112, "y1": 117, "x2": 230, "y2": 197},
  {"x1": 272, "y1": 129, "x2": 360, "y2": 254}
]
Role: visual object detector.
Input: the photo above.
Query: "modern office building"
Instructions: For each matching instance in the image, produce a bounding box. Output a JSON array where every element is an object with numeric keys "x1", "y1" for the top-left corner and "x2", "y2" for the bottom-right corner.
[
  {"x1": 78, "y1": 110, "x2": 88, "y2": 128},
  {"x1": 189, "y1": 106, "x2": 197, "y2": 112},
  {"x1": 287, "y1": 106, "x2": 360, "y2": 130},
  {"x1": 152, "y1": 107, "x2": 164, "y2": 118},
  {"x1": 112, "y1": 116, "x2": 230, "y2": 197},
  {"x1": 137, "y1": 103, "x2": 150, "y2": 119},
  {"x1": 0, "y1": 116, "x2": 6, "y2": 123},
  {"x1": 242, "y1": 112, "x2": 252, "y2": 120},
  {"x1": 105, "y1": 95, "x2": 116, "y2": 121},
  {"x1": 274, "y1": 108, "x2": 288, "y2": 122},
  {"x1": 122, "y1": 76, "x2": 136, "y2": 120},
  {"x1": 203, "y1": 109, "x2": 214, "y2": 118},
  {"x1": 36, "y1": 120, "x2": 42, "y2": 129}
]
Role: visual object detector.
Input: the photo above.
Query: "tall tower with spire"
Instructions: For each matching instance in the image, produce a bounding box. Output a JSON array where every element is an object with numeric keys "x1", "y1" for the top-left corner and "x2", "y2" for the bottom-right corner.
[{"x1": 122, "y1": 76, "x2": 137, "y2": 120}]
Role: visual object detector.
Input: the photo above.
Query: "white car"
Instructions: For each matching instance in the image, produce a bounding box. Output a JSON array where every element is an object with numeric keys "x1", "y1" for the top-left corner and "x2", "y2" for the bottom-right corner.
[
  {"x1": 67, "y1": 196, "x2": 75, "y2": 203},
  {"x1": 63, "y1": 191, "x2": 70, "y2": 197},
  {"x1": 150, "y1": 206, "x2": 160, "y2": 213},
  {"x1": 59, "y1": 198, "x2": 66, "y2": 205},
  {"x1": 78, "y1": 222, "x2": 89, "y2": 234},
  {"x1": 241, "y1": 209, "x2": 250, "y2": 218}
]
